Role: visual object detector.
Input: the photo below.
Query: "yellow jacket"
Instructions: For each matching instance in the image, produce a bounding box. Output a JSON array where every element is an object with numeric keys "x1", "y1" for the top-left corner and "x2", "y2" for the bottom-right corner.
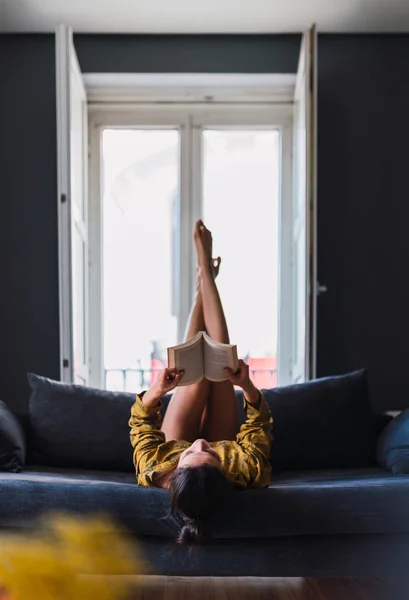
[{"x1": 129, "y1": 391, "x2": 273, "y2": 488}]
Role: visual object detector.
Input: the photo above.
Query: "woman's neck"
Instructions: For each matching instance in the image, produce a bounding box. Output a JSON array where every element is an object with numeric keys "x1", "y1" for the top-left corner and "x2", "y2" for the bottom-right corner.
[{"x1": 155, "y1": 469, "x2": 175, "y2": 489}]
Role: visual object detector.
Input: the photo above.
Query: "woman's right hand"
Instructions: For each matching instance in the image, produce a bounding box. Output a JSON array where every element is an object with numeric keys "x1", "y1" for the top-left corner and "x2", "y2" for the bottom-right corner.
[
  {"x1": 225, "y1": 359, "x2": 252, "y2": 390},
  {"x1": 225, "y1": 360, "x2": 260, "y2": 406}
]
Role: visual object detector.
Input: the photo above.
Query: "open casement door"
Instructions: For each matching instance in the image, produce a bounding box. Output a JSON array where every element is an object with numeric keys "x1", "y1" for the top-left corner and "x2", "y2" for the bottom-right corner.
[
  {"x1": 291, "y1": 26, "x2": 318, "y2": 383},
  {"x1": 56, "y1": 25, "x2": 89, "y2": 385}
]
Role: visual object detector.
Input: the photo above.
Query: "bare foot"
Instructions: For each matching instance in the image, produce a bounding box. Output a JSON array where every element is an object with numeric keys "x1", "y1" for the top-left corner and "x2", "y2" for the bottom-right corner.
[
  {"x1": 196, "y1": 257, "x2": 221, "y2": 292},
  {"x1": 194, "y1": 220, "x2": 213, "y2": 269},
  {"x1": 212, "y1": 256, "x2": 221, "y2": 279}
]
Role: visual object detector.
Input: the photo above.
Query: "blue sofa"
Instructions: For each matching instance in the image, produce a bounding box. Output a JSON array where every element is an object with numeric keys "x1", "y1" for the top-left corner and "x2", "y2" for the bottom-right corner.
[{"x1": 1, "y1": 370, "x2": 408, "y2": 577}]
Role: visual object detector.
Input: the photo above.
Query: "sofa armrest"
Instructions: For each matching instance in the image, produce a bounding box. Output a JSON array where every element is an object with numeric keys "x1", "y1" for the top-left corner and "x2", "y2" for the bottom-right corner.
[
  {"x1": 377, "y1": 409, "x2": 409, "y2": 474},
  {"x1": 0, "y1": 401, "x2": 26, "y2": 472}
]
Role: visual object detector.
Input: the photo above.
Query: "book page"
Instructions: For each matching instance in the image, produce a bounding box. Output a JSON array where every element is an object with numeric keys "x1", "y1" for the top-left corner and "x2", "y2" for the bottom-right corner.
[
  {"x1": 203, "y1": 333, "x2": 239, "y2": 383},
  {"x1": 167, "y1": 332, "x2": 204, "y2": 386}
]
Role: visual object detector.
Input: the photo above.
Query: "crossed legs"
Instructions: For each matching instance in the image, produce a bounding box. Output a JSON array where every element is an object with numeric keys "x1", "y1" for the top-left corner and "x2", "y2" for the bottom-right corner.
[{"x1": 161, "y1": 221, "x2": 239, "y2": 443}]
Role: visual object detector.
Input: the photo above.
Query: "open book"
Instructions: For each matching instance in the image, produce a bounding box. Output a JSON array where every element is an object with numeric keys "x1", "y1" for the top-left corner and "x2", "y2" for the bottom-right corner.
[{"x1": 167, "y1": 331, "x2": 239, "y2": 387}]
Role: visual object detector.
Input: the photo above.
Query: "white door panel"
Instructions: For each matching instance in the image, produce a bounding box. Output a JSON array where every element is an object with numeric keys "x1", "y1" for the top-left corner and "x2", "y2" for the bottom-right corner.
[
  {"x1": 56, "y1": 25, "x2": 89, "y2": 385},
  {"x1": 291, "y1": 26, "x2": 317, "y2": 383}
]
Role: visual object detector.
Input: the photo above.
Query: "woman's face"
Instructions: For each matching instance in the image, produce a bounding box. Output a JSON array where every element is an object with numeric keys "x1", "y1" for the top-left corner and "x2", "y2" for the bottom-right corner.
[{"x1": 178, "y1": 439, "x2": 222, "y2": 470}]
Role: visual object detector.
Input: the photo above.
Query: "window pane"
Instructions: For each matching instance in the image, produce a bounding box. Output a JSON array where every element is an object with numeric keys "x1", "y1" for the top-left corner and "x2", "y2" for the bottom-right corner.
[
  {"x1": 102, "y1": 129, "x2": 179, "y2": 390},
  {"x1": 202, "y1": 130, "x2": 279, "y2": 388}
]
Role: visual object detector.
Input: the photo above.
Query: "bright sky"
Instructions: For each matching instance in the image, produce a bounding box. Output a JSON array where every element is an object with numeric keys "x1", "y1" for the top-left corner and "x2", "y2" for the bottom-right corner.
[{"x1": 102, "y1": 128, "x2": 279, "y2": 371}]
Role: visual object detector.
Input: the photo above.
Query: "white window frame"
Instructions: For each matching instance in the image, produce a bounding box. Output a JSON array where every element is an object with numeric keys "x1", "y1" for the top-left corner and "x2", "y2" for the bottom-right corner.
[{"x1": 88, "y1": 103, "x2": 293, "y2": 389}]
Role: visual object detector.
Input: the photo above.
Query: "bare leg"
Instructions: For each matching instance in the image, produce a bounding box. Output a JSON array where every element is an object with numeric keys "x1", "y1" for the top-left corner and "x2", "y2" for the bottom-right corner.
[
  {"x1": 184, "y1": 273, "x2": 205, "y2": 340},
  {"x1": 195, "y1": 225, "x2": 230, "y2": 344},
  {"x1": 162, "y1": 257, "x2": 225, "y2": 441},
  {"x1": 183, "y1": 260, "x2": 221, "y2": 340},
  {"x1": 195, "y1": 222, "x2": 239, "y2": 441},
  {"x1": 162, "y1": 221, "x2": 238, "y2": 443},
  {"x1": 161, "y1": 281, "x2": 210, "y2": 442}
]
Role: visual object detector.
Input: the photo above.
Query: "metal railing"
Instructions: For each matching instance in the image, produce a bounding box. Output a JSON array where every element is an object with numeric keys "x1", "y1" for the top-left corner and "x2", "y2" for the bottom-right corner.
[
  {"x1": 105, "y1": 368, "x2": 162, "y2": 391},
  {"x1": 105, "y1": 368, "x2": 277, "y2": 393}
]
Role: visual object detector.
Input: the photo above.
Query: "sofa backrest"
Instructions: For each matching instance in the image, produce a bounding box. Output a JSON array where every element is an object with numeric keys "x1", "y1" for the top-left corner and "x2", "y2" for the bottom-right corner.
[{"x1": 23, "y1": 370, "x2": 378, "y2": 473}]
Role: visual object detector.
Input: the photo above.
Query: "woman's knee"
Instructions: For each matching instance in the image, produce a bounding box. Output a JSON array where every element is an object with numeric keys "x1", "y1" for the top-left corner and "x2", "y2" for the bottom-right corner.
[{"x1": 173, "y1": 379, "x2": 210, "y2": 403}]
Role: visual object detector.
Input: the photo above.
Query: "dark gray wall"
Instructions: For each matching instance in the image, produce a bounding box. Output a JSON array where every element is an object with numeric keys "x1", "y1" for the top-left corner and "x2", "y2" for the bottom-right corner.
[
  {"x1": 74, "y1": 34, "x2": 300, "y2": 74},
  {"x1": 1, "y1": 33, "x2": 409, "y2": 413},
  {"x1": 317, "y1": 35, "x2": 409, "y2": 413},
  {"x1": 0, "y1": 35, "x2": 60, "y2": 414}
]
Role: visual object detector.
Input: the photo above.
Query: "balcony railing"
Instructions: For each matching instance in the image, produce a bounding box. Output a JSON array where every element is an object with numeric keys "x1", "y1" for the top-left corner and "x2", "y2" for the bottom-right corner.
[{"x1": 105, "y1": 368, "x2": 277, "y2": 393}]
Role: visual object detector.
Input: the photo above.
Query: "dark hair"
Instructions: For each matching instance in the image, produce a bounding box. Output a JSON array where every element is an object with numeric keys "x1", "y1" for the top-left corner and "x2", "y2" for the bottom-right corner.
[{"x1": 169, "y1": 465, "x2": 231, "y2": 545}]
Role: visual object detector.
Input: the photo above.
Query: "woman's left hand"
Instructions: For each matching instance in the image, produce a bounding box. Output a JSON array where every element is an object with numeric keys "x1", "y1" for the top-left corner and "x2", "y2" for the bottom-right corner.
[
  {"x1": 154, "y1": 368, "x2": 185, "y2": 395},
  {"x1": 142, "y1": 368, "x2": 184, "y2": 407}
]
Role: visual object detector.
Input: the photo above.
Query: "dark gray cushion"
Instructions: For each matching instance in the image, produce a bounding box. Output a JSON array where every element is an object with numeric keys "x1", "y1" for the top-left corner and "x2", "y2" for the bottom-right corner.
[
  {"x1": 261, "y1": 369, "x2": 376, "y2": 470},
  {"x1": 377, "y1": 409, "x2": 409, "y2": 474},
  {"x1": 28, "y1": 373, "x2": 136, "y2": 471},
  {"x1": 0, "y1": 466, "x2": 408, "y2": 539},
  {"x1": 0, "y1": 400, "x2": 26, "y2": 472}
]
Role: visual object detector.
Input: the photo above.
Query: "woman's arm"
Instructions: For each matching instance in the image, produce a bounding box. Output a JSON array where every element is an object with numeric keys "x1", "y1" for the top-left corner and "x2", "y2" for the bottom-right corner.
[
  {"x1": 129, "y1": 393, "x2": 165, "y2": 474},
  {"x1": 225, "y1": 361, "x2": 273, "y2": 487},
  {"x1": 142, "y1": 368, "x2": 184, "y2": 407},
  {"x1": 235, "y1": 391, "x2": 273, "y2": 458},
  {"x1": 129, "y1": 368, "x2": 184, "y2": 476},
  {"x1": 234, "y1": 390, "x2": 273, "y2": 488},
  {"x1": 225, "y1": 359, "x2": 263, "y2": 408},
  {"x1": 242, "y1": 380, "x2": 261, "y2": 407}
]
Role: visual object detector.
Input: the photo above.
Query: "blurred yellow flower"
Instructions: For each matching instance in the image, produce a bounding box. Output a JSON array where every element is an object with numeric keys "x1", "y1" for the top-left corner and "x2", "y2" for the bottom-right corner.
[{"x1": 0, "y1": 514, "x2": 150, "y2": 600}]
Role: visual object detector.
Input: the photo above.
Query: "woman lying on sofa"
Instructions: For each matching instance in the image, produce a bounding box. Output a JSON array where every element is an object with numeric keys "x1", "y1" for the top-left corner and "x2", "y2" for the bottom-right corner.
[{"x1": 129, "y1": 220, "x2": 273, "y2": 544}]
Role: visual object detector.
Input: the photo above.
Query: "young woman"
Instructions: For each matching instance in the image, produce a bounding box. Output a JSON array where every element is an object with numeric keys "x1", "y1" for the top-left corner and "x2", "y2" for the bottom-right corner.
[{"x1": 129, "y1": 220, "x2": 273, "y2": 544}]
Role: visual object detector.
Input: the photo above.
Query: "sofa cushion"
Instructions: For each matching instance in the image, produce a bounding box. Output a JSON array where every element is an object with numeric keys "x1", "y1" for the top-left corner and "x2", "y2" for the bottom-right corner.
[
  {"x1": 377, "y1": 409, "x2": 409, "y2": 474},
  {"x1": 0, "y1": 466, "x2": 408, "y2": 539},
  {"x1": 260, "y1": 370, "x2": 376, "y2": 470},
  {"x1": 0, "y1": 401, "x2": 26, "y2": 473},
  {"x1": 28, "y1": 374, "x2": 136, "y2": 472}
]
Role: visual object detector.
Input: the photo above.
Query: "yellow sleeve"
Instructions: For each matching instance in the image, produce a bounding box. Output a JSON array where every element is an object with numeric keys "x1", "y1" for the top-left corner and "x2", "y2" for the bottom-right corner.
[
  {"x1": 128, "y1": 393, "x2": 166, "y2": 476},
  {"x1": 235, "y1": 391, "x2": 273, "y2": 487}
]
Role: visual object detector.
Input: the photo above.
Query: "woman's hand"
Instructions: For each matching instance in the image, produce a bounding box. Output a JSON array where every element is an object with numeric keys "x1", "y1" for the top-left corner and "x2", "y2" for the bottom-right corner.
[
  {"x1": 225, "y1": 360, "x2": 260, "y2": 406},
  {"x1": 142, "y1": 368, "x2": 184, "y2": 407},
  {"x1": 225, "y1": 359, "x2": 252, "y2": 390},
  {"x1": 154, "y1": 368, "x2": 185, "y2": 395}
]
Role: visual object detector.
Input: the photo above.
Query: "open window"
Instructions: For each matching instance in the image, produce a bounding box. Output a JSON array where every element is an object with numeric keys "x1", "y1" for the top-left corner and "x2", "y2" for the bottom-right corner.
[
  {"x1": 56, "y1": 25, "x2": 89, "y2": 385},
  {"x1": 88, "y1": 105, "x2": 291, "y2": 390},
  {"x1": 56, "y1": 26, "x2": 318, "y2": 389}
]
